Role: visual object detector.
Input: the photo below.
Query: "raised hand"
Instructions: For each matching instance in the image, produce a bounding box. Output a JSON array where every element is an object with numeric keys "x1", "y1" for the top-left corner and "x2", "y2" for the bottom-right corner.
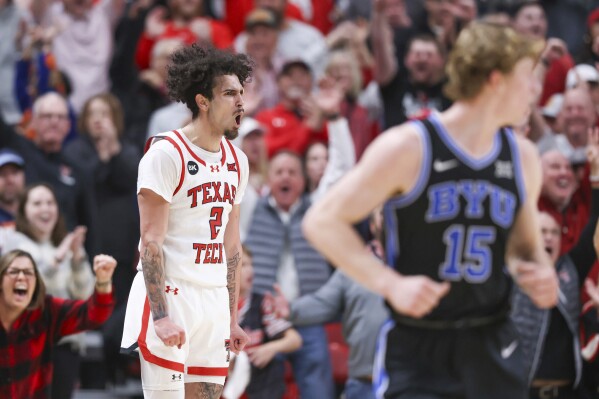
[
  {"x1": 70, "y1": 226, "x2": 87, "y2": 262},
  {"x1": 541, "y1": 38, "x2": 567, "y2": 66},
  {"x1": 385, "y1": 274, "x2": 451, "y2": 318},
  {"x1": 93, "y1": 254, "x2": 117, "y2": 283},
  {"x1": 145, "y1": 6, "x2": 167, "y2": 38}
]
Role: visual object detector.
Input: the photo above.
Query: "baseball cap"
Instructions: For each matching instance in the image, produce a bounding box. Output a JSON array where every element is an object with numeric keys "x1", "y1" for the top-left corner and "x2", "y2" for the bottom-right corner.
[
  {"x1": 245, "y1": 8, "x2": 280, "y2": 31},
  {"x1": 0, "y1": 149, "x2": 25, "y2": 169},
  {"x1": 279, "y1": 59, "x2": 312, "y2": 77},
  {"x1": 588, "y1": 8, "x2": 599, "y2": 28},
  {"x1": 566, "y1": 64, "x2": 599, "y2": 90},
  {"x1": 232, "y1": 117, "x2": 265, "y2": 147},
  {"x1": 541, "y1": 93, "x2": 564, "y2": 119}
]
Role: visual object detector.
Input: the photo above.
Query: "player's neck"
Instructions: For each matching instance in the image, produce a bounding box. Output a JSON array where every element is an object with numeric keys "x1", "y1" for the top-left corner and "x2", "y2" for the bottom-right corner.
[
  {"x1": 437, "y1": 100, "x2": 504, "y2": 156},
  {"x1": 181, "y1": 118, "x2": 223, "y2": 153}
]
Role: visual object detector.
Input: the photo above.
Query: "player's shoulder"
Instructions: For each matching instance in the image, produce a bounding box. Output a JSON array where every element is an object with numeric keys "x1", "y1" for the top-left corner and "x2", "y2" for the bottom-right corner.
[
  {"x1": 510, "y1": 132, "x2": 541, "y2": 163},
  {"x1": 367, "y1": 120, "x2": 424, "y2": 156}
]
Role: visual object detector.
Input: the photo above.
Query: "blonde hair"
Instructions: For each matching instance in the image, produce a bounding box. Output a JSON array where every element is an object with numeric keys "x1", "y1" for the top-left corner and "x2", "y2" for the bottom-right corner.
[
  {"x1": 325, "y1": 50, "x2": 362, "y2": 100},
  {"x1": 444, "y1": 22, "x2": 544, "y2": 101}
]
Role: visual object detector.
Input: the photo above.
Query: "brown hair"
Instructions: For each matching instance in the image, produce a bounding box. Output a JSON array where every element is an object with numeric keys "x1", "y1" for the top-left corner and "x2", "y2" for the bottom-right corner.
[
  {"x1": 444, "y1": 22, "x2": 544, "y2": 101},
  {"x1": 0, "y1": 250, "x2": 46, "y2": 310},
  {"x1": 16, "y1": 183, "x2": 67, "y2": 247},
  {"x1": 78, "y1": 93, "x2": 125, "y2": 137}
]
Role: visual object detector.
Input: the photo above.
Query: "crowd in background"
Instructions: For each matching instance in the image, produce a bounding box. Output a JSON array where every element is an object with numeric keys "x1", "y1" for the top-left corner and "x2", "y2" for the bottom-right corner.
[{"x1": 4, "y1": 0, "x2": 599, "y2": 398}]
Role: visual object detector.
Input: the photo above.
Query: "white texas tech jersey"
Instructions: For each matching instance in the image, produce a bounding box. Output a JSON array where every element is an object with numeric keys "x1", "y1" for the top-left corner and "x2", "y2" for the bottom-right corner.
[{"x1": 137, "y1": 129, "x2": 249, "y2": 287}]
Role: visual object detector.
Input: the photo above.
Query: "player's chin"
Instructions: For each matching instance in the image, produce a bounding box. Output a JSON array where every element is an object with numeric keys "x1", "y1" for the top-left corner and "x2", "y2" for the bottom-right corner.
[{"x1": 224, "y1": 128, "x2": 239, "y2": 141}]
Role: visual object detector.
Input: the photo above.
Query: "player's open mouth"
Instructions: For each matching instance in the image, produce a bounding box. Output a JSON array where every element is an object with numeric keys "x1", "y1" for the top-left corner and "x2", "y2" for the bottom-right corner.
[
  {"x1": 544, "y1": 246, "x2": 552, "y2": 256},
  {"x1": 235, "y1": 115, "x2": 241, "y2": 125}
]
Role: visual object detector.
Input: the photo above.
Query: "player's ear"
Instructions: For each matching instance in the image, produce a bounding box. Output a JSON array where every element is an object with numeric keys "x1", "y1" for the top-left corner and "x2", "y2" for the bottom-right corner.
[{"x1": 195, "y1": 94, "x2": 209, "y2": 112}]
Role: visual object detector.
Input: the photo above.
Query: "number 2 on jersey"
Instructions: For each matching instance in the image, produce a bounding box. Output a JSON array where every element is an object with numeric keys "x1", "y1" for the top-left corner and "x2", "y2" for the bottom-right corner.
[
  {"x1": 439, "y1": 224, "x2": 496, "y2": 283},
  {"x1": 209, "y1": 207, "x2": 224, "y2": 239}
]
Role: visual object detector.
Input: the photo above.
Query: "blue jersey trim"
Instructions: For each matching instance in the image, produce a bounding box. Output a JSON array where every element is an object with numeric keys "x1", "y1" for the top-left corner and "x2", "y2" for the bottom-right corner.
[
  {"x1": 373, "y1": 319, "x2": 395, "y2": 399},
  {"x1": 386, "y1": 120, "x2": 432, "y2": 208},
  {"x1": 503, "y1": 128, "x2": 527, "y2": 205},
  {"x1": 383, "y1": 203, "x2": 400, "y2": 267},
  {"x1": 429, "y1": 113, "x2": 501, "y2": 170}
]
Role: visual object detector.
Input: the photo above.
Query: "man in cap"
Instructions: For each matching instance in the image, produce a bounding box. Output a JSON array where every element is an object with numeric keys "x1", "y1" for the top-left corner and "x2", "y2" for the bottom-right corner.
[{"x1": 0, "y1": 149, "x2": 25, "y2": 228}]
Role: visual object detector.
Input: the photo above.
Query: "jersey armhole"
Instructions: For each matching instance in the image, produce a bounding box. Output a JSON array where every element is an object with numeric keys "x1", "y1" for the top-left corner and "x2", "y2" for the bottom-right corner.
[{"x1": 145, "y1": 135, "x2": 186, "y2": 196}]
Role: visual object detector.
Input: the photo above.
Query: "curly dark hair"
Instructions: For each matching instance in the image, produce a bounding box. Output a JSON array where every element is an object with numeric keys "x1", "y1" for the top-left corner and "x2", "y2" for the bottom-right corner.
[{"x1": 166, "y1": 45, "x2": 253, "y2": 119}]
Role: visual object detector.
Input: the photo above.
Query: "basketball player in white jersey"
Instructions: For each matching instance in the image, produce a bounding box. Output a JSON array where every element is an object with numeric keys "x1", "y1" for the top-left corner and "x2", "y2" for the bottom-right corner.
[{"x1": 121, "y1": 45, "x2": 252, "y2": 399}]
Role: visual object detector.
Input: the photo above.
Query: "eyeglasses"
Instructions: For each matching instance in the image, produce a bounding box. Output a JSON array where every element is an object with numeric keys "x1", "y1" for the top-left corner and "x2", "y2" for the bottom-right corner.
[
  {"x1": 5, "y1": 268, "x2": 36, "y2": 278},
  {"x1": 38, "y1": 113, "x2": 69, "y2": 121}
]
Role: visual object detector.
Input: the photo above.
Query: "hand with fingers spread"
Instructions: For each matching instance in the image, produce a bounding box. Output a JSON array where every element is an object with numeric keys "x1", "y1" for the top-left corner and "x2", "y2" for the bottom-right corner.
[
  {"x1": 154, "y1": 317, "x2": 186, "y2": 349},
  {"x1": 514, "y1": 261, "x2": 558, "y2": 308},
  {"x1": 70, "y1": 226, "x2": 87, "y2": 263},
  {"x1": 385, "y1": 274, "x2": 451, "y2": 318}
]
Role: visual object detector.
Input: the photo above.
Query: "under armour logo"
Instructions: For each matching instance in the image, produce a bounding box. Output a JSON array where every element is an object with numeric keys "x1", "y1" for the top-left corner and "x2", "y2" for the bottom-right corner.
[
  {"x1": 225, "y1": 339, "x2": 231, "y2": 362},
  {"x1": 210, "y1": 165, "x2": 220, "y2": 173},
  {"x1": 187, "y1": 161, "x2": 198, "y2": 175},
  {"x1": 165, "y1": 286, "x2": 179, "y2": 295},
  {"x1": 227, "y1": 163, "x2": 237, "y2": 172},
  {"x1": 172, "y1": 374, "x2": 182, "y2": 381}
]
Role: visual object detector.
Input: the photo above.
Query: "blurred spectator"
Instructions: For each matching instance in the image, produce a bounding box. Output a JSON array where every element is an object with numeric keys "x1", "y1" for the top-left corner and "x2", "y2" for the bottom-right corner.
[
  {"x1": 135, "y1": 0, "x2": 233, "y2": 70},
  {"x1": 14, "y1": 22, "x2": 79, "y2": 143},
  {"x1": 64, "y1": 92, "x2": 141, "y2": 384},
  {"x1": 542, "y1": 0, "x2": 587, "y2": 57},
  {"x1": 146, "y1": 101, "x2": 192, "y2": 139},
  {"x1": 3, "y1": 183, "x2": 95, "y2": 399},
  {"x1": 0, "y1": 93, "x2": 99, "y2": 256},
  {"x1": 223, "y1": 245, "x2": 302, "y2": 399},
  {"x1": 255, "y1": 60, "x2": 325, "y2": 157},
  {"x1": 323, "y1": 50, "x2": 379, "y2": 159},
  {"x1": 110, "y1": 0, "x2": 180, "y2": 151},
  {"x1": 224, "y1": 0, "x2": 305, "y2": 37},
  {"x1": 413, "y1": 0, "x2": 477, "y2": 50},
  {"x1": 0, "y1": 249, "x2": 115, "y2": 399},
  {"x1": 538, "y1": 146, "x2": 588, "y2": 256},
  {"x1": 558, "y1": 88, "x2": 597, "y2": 150},
  {"x1": 267, "y1": 208, "x2": 388, "y2": 399},
  {"x1": 234, "y1": 0, "x2": 328, "y2": 76},
  {"x1": 0, "y1": 0, "x2": 25, "y2": 125},
  {"x1": 65, "y1": 93, "x2": 140, "y2": 307},
  {"x1": 304, "y1": 112, "x2": 355, "y2": 203},
  {"x1": 511, "y1": 1, "x2": 574, "y2": 106},
  {"x1": 233, "y1": 117, "x2": 268, "y2": 241},
  {"x1": 566, "y1": 64, "x2": 599, "y2": 118},
  {"x1": 244, "y1": 152, "x2": 334, "y2": 399},
  {"x1": 541, "y1": 93, "x2": 565, "y2": 134},
  {"x1": 577, "y1": 8, "x2": 599, "y2": 66},
  {"x1": 241, "y1": 7, "x2": 284, "y2": 116},
  {"x1": 34, "y1": 0, "x2": 126, "y2": 113},
  {"x1": 0, "y1": 149, "x2": 25, "y2": 228}
]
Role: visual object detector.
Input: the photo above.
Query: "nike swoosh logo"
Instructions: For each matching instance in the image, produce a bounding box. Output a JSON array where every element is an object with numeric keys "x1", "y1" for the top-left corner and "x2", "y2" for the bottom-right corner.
[
  {"x1": 433, "y1": 159, "x2": 458, "y2": 172},
  {"x1": 501, "y1": 340, "x2": 518, "y2": 359}
]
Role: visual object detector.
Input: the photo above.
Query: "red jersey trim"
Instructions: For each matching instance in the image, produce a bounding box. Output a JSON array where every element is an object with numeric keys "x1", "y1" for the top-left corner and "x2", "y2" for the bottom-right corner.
[
  {"x1": 187, "y1": 366, "x2": 229, "y2": 377},
  {"x1": 137, "y1": 297, "x2": 185, "y2": 373},
  {"x1": 220, "y1": 141, "x2": 227, "y2": 166},
  {"x1": 225, "y1": 139, "x2": 241, "y2": 185},
  {"x1": 144, "y1": 135, "x2": 186, "y2": 196}
]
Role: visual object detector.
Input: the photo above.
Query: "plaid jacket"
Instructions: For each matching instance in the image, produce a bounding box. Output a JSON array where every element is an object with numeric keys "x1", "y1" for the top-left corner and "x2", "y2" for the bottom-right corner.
[{"x1": 0, "y1": 291, "x2": 114, "y2": 398}]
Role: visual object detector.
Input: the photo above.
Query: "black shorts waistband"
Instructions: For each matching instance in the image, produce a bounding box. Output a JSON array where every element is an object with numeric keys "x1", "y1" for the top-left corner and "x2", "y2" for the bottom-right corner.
[{"x1": 393, "y1": 310, "x2": 508, "y2": 330}]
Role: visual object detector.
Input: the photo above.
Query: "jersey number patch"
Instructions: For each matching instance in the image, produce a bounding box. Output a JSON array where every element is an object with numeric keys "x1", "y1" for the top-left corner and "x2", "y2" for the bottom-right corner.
[
  {"x1": 439, "y1": 225, "x2": 496, "y2": 283},
  {"x1": 209, "y1": 207, "x2": 224, "y2": 239}
]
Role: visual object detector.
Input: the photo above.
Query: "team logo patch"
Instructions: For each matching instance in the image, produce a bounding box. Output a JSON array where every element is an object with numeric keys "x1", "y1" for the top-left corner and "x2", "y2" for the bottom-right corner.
[
  {"x1": 210, "y1": 165, "x2": 220, "y2": 173},
  {"x1": 494, "y1": 161, "x2": 513, "y2": 179},
  {"x1": 225, "y1": 339, "x2": 231, "y2": 362},
  {"x1": 187, "y1": 161, "x2": 199, "y2": 175},
  {"x1": 227, "y1": 163, "x2": 237, "y2": 172}
]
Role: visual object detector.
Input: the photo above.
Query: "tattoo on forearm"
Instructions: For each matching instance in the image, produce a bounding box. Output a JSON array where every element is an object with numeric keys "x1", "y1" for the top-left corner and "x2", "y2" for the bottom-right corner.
[
  {"x1": 141, "y1": 241, "x2": 167, "y2": 321},
  {"x1": 185, "y1": 382, "x2": 223, "y2": 399},
  {"x1": 227, "y1": 251, "x2": 240, "y2": 313}
]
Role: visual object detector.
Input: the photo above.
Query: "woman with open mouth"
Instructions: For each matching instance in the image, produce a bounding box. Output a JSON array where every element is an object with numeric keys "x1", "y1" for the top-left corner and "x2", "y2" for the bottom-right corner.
[{"x1": 0, "y1": 249, "x2": 116, "y2": 398}]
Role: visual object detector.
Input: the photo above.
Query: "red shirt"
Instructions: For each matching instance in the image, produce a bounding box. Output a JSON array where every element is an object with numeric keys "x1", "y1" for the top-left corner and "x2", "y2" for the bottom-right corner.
[
  {"x1": 0, "y1": 292, "x2": 114, "y2": 398},
  {"x1": 255, "y1": 104, "x2": 328, "y2": 158},
  {"x1": 135, "y1": 19, "x2": 234, "y2": 70},
  {"x1": 539, "y1": 54, "x2": 574, "y2": 106}
]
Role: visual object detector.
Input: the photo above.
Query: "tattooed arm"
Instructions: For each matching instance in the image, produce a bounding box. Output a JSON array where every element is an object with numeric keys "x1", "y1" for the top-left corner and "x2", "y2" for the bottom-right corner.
[
  {"x1": 138, "y1": 188, "x2": 186, "y2": 348},
  {"x1": 223, "y1": 204, "x2": 248, "y2": 353}
]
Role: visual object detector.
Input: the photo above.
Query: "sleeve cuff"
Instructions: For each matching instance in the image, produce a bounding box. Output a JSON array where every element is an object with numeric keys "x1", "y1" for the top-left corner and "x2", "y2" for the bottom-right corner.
[{"x1": 94, "y1": 291, "x2": 115, "y2": 305}]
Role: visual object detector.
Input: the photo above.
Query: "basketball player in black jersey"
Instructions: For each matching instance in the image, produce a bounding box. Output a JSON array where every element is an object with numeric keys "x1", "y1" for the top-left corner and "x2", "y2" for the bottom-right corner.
[{"x1": 303, "y1": 22, "x2": 559, "y2": 399}]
